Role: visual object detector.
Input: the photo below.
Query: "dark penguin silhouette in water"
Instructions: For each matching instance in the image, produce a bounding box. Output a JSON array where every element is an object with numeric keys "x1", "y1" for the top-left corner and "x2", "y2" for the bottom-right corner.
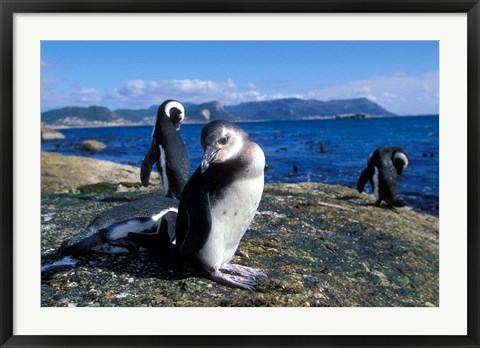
[
  {"x1": 357, "y1": 147, "x2": 409, "y2": 207},
  {"x1": 130, "y1": 120, "x2": 267, "y2": 290},
  {"x1": 141, "y1": 99, "x2": 190, "y2": 199},
  {"x1": 58, "y1": 195, "x2": 179, "y2": 256}
]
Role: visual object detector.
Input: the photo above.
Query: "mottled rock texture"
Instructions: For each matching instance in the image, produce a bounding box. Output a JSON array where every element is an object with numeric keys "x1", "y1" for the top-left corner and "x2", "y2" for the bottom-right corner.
[
  {"x1": 41, "y1": 158, "x2": 438, "y2": 307},
  {"x1": 41, "y1": 152, "x2": 160, "y2": 195},
  {"x1": 80, "y1": 139, "x2": 108, "y2": 153},
  {"x1": 41, "y1": 125, "x2": 66, "y2": 141}
]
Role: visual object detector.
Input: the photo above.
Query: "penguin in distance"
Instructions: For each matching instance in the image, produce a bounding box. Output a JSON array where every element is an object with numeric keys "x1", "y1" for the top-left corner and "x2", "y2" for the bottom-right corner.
[
  {"x1": 141, "y1": 99, "x2": 190, "y2": 199},
  {"x1": 357, "y1": 146, "x2": 409, "y2": 207}
]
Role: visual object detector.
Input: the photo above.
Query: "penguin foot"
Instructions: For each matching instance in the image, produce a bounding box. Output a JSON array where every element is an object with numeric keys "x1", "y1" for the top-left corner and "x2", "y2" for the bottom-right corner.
[
  {"x1": 221, "y1": 263, "x2": 267, "y2": 279},
  {"x1": 392, "y1": 197, "x2": 407, "y2": 207},
  {"x1": 207, "y1": 263, "x2": 267, "y2": 291},
  {"x1": 208, "y1": 270, "x2": 262, "y2": 291}
]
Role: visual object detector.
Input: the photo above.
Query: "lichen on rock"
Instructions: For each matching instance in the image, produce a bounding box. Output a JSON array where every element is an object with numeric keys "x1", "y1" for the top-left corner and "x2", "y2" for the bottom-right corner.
[
  {"x1": 41, "y1": 164, "x2": 439, "y2": 307},
  {"x1": 41, "y1": 124, "x2": 66, "y2": 141},
  {"x1": 80, "y1": 139, "x2": 107, "y2": 153}
]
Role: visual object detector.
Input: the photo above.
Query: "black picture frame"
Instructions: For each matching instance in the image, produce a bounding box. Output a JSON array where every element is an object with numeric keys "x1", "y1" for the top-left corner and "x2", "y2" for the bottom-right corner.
[{"x1": 1, "y1": 1, "x2": 479, "y2": 347}]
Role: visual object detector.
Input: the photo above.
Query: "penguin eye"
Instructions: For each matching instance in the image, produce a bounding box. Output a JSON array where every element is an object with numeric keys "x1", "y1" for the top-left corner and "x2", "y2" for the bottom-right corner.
[{"x1": 218, "y1": 136, "x2": 228, "y2": 145}]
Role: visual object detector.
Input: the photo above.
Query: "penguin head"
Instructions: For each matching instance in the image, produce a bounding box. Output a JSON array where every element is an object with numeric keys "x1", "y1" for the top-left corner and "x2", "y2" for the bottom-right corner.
[
  {"x1": 159, "y1": 99, "x2": 185, "y2": 130},
  {"x1": 200, "y1": 120, "x2": 248, "y2": 173},
  {"x1": 392, "y1": 150, "x2": 409, "y2": 175}
]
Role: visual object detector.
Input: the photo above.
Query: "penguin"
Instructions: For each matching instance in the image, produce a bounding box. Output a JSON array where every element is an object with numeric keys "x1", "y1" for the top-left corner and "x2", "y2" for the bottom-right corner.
[
  {"x1": 141, "y1": 99, "x2": 190, "y2": 199},
  {"x1": 141, "y1": 120, "x2": 266, "y2": 291},
  {"x1": 58, "y1": 121, "x2": 266, "y2": 290},
  {"x1": 58, "y1": 195, "x2": 179, "y2": 256},
  {"x1": 357, "y1": 147, "x2": 409, "y2": 207}
]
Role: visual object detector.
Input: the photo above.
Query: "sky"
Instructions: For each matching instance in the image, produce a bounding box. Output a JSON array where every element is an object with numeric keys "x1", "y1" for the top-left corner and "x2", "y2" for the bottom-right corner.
[{"x1": 41, "y1": 41, "x2": 439, "y2": 115}]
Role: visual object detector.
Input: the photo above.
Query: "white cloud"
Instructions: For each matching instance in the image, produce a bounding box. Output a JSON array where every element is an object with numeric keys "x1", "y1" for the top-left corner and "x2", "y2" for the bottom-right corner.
[
  {"x1": 41, "y1": 72, "x2": 438, "y2": 115},
  {"x1": 305, "y1": 71, "x2": 438, "y2": 115},
  {"x1": 41, "y1": 76, "x2": 62, "y2": 89},
  {"x1": 41, "y1": 60, "x2": 54, "y2": 69},
  {"x1": 76, "y1": 88, "x2": 102, "y2": 104},
  {"x1": 103, "y1": 78, "x2": 271, "y2": 109},
  {"x1": 42, "y1": 80, "x2": 102, "y2": 111}
]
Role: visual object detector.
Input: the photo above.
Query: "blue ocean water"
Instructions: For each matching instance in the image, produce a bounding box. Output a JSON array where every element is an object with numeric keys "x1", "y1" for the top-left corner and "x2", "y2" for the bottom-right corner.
[{"x1": 42, "y1": 116, "x2": 439, "y2": 215}]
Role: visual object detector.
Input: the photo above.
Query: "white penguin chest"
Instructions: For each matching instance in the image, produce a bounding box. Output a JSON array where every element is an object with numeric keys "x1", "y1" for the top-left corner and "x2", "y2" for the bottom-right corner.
[
  {"x1": 371, "y1": 166, "x2": 379, "y2": 198},
  {"x1": 197, "y1": 175, "x2": 264, "y2": 271},
  {"x1": 159, "y1": 145, "x2": 169, "y2": 194}
]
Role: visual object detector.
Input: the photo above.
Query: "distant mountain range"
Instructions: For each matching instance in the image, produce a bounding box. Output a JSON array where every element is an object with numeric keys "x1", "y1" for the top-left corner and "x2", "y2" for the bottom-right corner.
[{"x1": 41, "y1": 97, "x2": 395, "y2": 128}]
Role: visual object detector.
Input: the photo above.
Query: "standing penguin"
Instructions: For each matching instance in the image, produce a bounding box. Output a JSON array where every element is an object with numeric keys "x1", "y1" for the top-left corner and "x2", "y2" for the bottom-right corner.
[
  {"x1": 56, "y1": 99, "x2": 190, "y2": 257},
  {"x1": 141, "y1": 99, "x2": 190, "y2": 199},
  {"x1": 357, "y1": 147, "x2": 409, "y2": 207},
  {"x1": 173, "y1": 120, "x2": 266, "y2": 290}
]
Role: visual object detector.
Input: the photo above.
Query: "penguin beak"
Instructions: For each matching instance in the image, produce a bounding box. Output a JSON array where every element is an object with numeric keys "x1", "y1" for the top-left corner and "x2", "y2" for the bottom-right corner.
[
  {"x1": 173, "y1": 112, "x2": 184, "y2": 131},
  {"x1": 201, "y1": 145, "x2": 219, "y2": 173}
]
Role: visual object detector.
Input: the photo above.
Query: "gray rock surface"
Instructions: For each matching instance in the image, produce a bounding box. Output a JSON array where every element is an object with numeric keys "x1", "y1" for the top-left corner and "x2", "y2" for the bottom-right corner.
[
  {"x1": 41, "y1": 180, "x2": 438, "y2": 307},
  {"x1": 41, "y1": 152, "x2": 160, "y2": 195},
  {"x1": 41, "y1": 124, "x2": 65, "y2": 140},
  {"x1": 80, "y1": 139, "x2": 107, "y2": 153}
]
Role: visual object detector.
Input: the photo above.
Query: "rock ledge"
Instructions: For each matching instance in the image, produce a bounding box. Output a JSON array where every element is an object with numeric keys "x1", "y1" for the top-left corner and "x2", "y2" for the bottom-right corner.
[{"x1": 41, "y1": 179, "x2": 438, "y2": 307}]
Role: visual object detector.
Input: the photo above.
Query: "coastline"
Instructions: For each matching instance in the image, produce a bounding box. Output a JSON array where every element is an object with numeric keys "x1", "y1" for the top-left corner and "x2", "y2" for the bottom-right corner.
[
  {"x1": 41, "y1": 153, "x2": 439, "y2": 307},
  {"x1": 44, "y1": 114, "x2": 437, "y2": 130}
]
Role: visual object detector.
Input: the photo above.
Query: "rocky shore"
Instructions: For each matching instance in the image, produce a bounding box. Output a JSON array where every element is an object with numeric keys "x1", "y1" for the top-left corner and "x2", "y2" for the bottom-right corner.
[
  {"x1": 41, "y1": 124, "x2": 65, "y2": 140},
  {"x1": 41, "y1": 153, "x2": 439, "y2": 307},
  {"x1": 41, "y1": 152, "x2": 160, "y2": 195}
]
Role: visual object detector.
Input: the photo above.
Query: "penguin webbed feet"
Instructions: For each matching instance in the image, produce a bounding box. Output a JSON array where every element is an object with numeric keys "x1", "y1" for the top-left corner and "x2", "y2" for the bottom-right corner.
[
  {"x1": 374, "y1": 197, "x2": 407, "y2": 209},
  {"x1": 392, "y1": 197, "x2": 407, "y2": 207},
  {"x1": 208, "y1": 263, "x2": 267, "y2": 291},
  {"x1": 222, "y1": 263, "x2": 267, "y2": 279}
]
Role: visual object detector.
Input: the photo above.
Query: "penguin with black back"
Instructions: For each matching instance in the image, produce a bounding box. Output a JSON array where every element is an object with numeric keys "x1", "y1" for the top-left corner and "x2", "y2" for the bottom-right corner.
[
  {"x1": 175, "y1": 120, "x2": 266, "y2": 290},
  {"x1": 55, "y1": 119, "x2": 267, "y2": 291},
  {"x1": 56, "y1": 100, "x2": 190, "y2": 257},
  {"x1": 141, "y1": 99, "x2": 190, "y2": 199},
  {"x1": 58, "y1": 195, "x2": 178, "y2": 256},
  {"x1": 357, "y1": 146, "x2": 409, "y2": 207}
]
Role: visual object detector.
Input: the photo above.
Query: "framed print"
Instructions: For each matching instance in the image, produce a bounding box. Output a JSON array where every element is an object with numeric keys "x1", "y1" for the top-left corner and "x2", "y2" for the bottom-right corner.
[{"x1": 1, "y1": 1, "x2": 479, "y2": 347}]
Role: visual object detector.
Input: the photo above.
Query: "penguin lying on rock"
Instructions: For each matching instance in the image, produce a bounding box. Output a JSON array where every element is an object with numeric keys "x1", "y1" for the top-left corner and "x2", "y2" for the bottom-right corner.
[
  {"x1": 357, "y1": 146, "x2": 409, "y2": 207},
  {"x1": 141, "y1": 99, "x2": 190, "y2": 199},
  {"x1": 59, "y1": 195, "x2": 178, "y2": 255}
]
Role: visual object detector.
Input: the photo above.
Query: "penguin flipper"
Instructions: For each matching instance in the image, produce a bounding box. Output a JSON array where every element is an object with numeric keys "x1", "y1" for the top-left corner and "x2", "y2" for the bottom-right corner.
[
  {"x1": 357, "y1": 165, "x2": 374, "y2": 193},
  {"x1": 176, "y1": 191, "x2": 212, "y2": 257},
  {"x1": 127, "y1": 212, "x2": 177, "y2": 252},
  {"x1": 141, "y1": 143, "x2": 160, "y2": 187}
]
